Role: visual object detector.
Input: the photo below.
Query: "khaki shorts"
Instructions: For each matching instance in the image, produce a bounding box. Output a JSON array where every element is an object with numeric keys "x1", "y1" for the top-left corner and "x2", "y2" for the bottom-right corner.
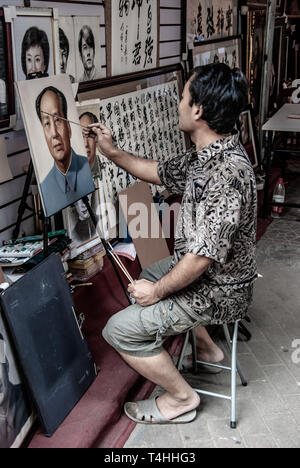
[{"x1": 102, "y1": 257, "x2": 212, "y2": 358}]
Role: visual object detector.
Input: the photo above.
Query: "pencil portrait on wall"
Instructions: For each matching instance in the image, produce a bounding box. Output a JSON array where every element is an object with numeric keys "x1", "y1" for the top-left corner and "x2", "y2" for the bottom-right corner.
[
  {"x1": 74, "y1": 17, "x2": 102, "y2": 83},
  {"x1": 12, "y1": 15, "x2": 55, "y2": 81},
  {"x1": 16, "y1": 75, "x2": 95, "y2": 218},
  {"x1": 58, "y1": 17, "x2": 76, "y2": 84}
]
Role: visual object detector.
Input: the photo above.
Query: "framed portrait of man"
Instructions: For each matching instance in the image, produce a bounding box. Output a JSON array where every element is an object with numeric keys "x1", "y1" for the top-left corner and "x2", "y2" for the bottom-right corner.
[
  {"x1": 74, "y1": 16, "x2": 103, "y2": 83},
  {"x1": 58, "y1": 17, "x2": 76, "y2": 84},
  {"x1": 76, "y1": 99, "x2": 101, "y2": 179},
  {"x1": 16, "y1": 74, "x2": 95, "y2": 218}
]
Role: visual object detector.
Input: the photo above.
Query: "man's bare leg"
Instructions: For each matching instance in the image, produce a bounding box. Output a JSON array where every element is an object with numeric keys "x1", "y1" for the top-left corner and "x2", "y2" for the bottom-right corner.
[
  {"x1": 120, "y1": 349, "x2": 200, "y2": 421},
  {"x1": 194, "y1": 326, "x2": 224, "y2": 363}
]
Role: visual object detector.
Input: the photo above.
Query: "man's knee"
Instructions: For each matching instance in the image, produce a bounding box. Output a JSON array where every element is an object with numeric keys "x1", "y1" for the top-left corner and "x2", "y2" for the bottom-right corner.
[{"x1": 102, "y1": 312, "x2": 124, "y2": 346}]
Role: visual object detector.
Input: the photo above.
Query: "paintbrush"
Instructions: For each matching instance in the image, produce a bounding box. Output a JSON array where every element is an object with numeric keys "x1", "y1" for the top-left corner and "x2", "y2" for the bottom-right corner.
[{"x1": 40, "y1": 111, "x2": 96, "y2": 137}]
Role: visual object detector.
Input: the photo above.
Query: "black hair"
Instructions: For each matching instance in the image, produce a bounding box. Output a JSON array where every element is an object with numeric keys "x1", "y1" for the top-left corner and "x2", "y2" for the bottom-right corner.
[
  {"x1": 79, "y1": 111, "x2": 98, "y2": 124},
  {"x1": 189, "y1": 63, "x2": 249, "y2": 134},
  {"x1": 59, "y1": 28, "x2": 69, "y2": 57},
  {"x1": 78, "y1": 25, "x2": 95, "y2": 57},
  {"x1": 35, "y1": 86, "x2": 68, "y2": 122},
  {"x1": 21, "y1": 27, "x2": 50, "y2": 77}
]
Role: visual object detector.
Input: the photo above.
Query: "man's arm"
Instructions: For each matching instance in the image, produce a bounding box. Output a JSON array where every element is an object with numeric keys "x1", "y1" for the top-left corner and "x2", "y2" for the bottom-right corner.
[
  {"x1": 89, "y1": 123, "x2": 162, "y2": 185},
  {"x1": 128, "y1": 253, "x2": 213, "y2": 307}
]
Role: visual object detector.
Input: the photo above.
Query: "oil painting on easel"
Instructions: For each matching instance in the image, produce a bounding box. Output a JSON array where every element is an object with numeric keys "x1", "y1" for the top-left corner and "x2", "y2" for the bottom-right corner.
[{"x1": 16, "y1": 74, "x2": 95, "y2": 218}]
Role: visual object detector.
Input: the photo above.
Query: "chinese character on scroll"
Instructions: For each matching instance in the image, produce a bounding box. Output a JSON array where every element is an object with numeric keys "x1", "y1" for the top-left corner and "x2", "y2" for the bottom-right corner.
[
  {"x1": 109, "y1": 0, "x2": 159, "y2": 76},
  {"x1": 81, "y1": 81, "x2": 186, "y2": 205}
]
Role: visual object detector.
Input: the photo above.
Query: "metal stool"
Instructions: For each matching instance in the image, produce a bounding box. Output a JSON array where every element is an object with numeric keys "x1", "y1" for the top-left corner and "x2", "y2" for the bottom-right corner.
[{"x1": 177, "y1": 320, "x2": 248, "y2": 429}]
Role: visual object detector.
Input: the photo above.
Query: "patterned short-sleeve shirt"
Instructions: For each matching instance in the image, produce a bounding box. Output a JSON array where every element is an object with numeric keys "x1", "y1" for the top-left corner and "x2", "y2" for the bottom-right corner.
[{"x1": 157, "y1": 132, "x2": 257, "y2": 324}]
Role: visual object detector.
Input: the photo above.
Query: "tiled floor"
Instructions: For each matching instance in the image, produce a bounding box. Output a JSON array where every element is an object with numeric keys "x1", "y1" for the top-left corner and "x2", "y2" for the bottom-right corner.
[{"x1": 124, "y1": 174, "x2": 300, "y2": 449}]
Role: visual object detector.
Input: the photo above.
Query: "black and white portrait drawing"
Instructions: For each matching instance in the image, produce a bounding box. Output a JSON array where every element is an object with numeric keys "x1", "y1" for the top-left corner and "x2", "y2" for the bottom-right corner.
[
  {"x1": 13, "y1": 16, "x2": 55, "y2": 81},
  {"x1": 74, "y1": 17, "x2": 102, "y2": 82},
  {"x1": 58, "y1": 17, "x2": 76, "y2": 83},
  {"x1": 16, "y1": 75, "x2": 95, "y2": 218}
]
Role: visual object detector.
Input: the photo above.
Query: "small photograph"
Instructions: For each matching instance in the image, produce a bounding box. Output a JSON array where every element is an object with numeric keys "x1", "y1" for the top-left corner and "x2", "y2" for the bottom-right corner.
[
  {"x1": 76, "y1": 99, "x2": 101, "y2": 178},
  {"x1": 16, "y1": 74, "x2": 95, "y2": 218},
  {"x1": 12, "y1": 15, "x2": 55, "y2": 81},
  {"x1": 74, "y1": 17, "x2": 102, "y2": 82},
  {"x1": 58, "y1": 17, "x2": 76, "y2": 83}
]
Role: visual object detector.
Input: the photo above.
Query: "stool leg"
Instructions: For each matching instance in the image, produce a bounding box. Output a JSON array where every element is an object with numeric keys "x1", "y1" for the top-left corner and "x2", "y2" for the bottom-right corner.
[
  {"x1": 177, "y1": 332, "x2": 189, "y2": 371},
  {"x1": 223, "y1": 324, "x2": 248, "y2": 387},
  {"x1": 230, "y1": 321, "x2": 239, "y2": 429},
  {"x1": 190, "y1": 329, "x2": 198, "y2": 375}
]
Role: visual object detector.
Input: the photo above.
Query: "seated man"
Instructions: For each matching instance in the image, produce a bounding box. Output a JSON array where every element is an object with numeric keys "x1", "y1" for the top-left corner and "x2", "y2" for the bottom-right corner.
[{"x1": 89, "y1": 63, "x2": 257, "y2": 424}]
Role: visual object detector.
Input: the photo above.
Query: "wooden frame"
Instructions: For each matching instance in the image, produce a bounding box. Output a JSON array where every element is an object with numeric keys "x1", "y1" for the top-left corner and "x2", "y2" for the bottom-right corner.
[
  {"x1": 0, "y1": 9, "x2": 15, "y2": 130},
  {"x1": 246, "y1": 8, "x2": 266, "y2": 117},
  {"x1": 190, "y1": 36, "x2": 242, "y2": 70},
  {"x1": 4, "y1": 6, "x2": 60, "y2": 131},
  {"x1": 186, "y1": 0, "x2": 239, "y2": 47},
  {"x1": 238, "y1": 104, "x2": 260, "y2": 169},
  {"x1": 105, "y1": 0, "x2": 160, "y2": 77}
]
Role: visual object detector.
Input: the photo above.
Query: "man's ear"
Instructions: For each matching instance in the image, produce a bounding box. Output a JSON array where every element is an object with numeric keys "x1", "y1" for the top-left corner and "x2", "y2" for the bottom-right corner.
[{"x1": 193, "y1": 104, "x2": 203, "y2": 122}]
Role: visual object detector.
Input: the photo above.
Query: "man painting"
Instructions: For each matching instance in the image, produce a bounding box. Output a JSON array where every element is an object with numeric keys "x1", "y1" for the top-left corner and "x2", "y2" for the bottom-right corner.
[
  {"x1": 88, "y1": 63, "x2": 257, "y2": 425},
  {"x1": 35, "y1": 86, "x2": 94, "y2": 217}
]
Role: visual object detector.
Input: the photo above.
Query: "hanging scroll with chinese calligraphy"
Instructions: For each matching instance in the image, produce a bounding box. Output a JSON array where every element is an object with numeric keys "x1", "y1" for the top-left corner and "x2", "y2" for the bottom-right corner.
[
  {"x1": 186, "y1": 0, "x2": 238, "y2": 45},
  {"x1": 106, "y1": 0, "x2": 160, "y2": 77},
  {"x1": 98, "y1": 80, "x2": 186, "y2": 204},
  {"x1": 78, "y1": 66, "x2": 186, "y2": 205}
]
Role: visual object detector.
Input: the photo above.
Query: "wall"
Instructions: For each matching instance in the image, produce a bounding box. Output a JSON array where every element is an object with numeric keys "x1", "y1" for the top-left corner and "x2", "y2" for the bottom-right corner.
[{"x1": 0, "y1": 0, "x2": 184, "y2": 244}]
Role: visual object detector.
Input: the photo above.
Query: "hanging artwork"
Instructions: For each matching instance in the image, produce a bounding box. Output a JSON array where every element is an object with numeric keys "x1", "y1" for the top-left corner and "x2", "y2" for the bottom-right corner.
[
  {"x1": 94, "y1": 81, "x2": 186, "y2": 205},
  {"x1": 192, "y1": 37, "x2": 242, "y2": 69},
  {"x1": 7, "y1": 7, "x2": 59, "y2": 82},
  {"x1": 186, "y1": 0, "x2": 238, "y2": 45},
  {"x1": 58, "y1": 17, "x2": 76, "y2": 83},
  {"x1": 238, "y1": 105, "x2": 260, "y2": 169},
  {"x1": 106, "y1": 0, "x2": 159, "y2": 76},
  {"x1": 59, "y1": 16, "x2": 103, "y2": 83},
  {"x1": 246, "y1": 9, "x2": 266, "y2": 117},
  {"x1": 16, "y1": 74, "x2": 95, "y2": 218}
]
